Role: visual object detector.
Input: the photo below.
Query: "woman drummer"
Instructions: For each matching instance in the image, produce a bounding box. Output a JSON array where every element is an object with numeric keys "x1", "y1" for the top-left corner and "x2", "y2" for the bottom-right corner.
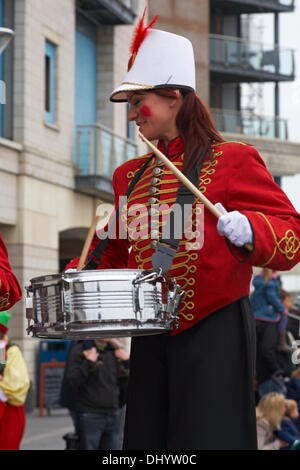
[{"x1": 66, "y1": 14, "x2": 300, "y2": 450}]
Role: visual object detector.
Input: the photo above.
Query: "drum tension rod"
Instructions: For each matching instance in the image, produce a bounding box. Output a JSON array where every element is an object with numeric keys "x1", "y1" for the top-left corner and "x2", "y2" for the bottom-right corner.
[{"x1": 132, "y1": 269, "x2": 162, "y2": 285}]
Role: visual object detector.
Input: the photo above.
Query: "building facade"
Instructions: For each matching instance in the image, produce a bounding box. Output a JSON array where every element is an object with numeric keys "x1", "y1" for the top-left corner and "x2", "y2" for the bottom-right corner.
[
  {"x1": 0, "y1": 0, "x2": 147, "y2": 401},
  {"x1": 0, "y1": 0, "x2": 300, "y2": 401}
]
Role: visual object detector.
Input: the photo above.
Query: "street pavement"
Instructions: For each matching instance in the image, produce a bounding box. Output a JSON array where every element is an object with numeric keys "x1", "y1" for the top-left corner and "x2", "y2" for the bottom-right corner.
[{"x1": 20, "y1": 407, "x2": 74, "y2": 450}]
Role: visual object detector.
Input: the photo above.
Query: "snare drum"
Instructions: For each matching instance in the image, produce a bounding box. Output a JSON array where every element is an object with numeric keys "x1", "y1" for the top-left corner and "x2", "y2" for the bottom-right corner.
[{"x1": 25, "y1": 269, "x2": 183, "y2": 339}]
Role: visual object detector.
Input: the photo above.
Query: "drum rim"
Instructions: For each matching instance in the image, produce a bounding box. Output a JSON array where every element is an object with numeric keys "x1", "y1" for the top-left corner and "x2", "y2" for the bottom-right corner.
[{"x1": 29, "y1": 269, "x2": 151, "y2": 286}]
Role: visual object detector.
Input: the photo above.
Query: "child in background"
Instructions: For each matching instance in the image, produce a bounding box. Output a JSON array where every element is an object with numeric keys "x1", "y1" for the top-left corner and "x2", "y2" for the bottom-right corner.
[
  {"x1": 277, "y1": 287, "x2": 293, "y2": 353},
  {"x1": 251, "y1": 268, "x2": 291, "y2": 352},
  {"x1": 275, "y1": 399, "x2": 300, "y2": 450},
  {"x1": 256, "y1": 392, "x2": 288, "y2": 450}
]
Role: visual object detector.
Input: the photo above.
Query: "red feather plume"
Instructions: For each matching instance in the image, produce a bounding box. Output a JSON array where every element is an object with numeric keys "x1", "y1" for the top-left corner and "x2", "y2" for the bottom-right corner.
[{"x1": 127, "y1": 9, "x2": 159, "y2": 71}]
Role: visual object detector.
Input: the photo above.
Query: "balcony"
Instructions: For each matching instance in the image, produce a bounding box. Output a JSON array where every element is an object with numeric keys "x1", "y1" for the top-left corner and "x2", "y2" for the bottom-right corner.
[
  {"x1": 210, "y1": 34, "x2": 295, "y2": 83},
  {"x1": 211, "y1": 108, "x2": 288, "y2": 140},
  {"x1": 75, "y1": 123, "x2": 137, "y2": 199},
  {"x1": 76, "y1": 0, "x2": 136, "y2": 25},
  {"x1": 211, "y1": 0, "x2": 295, "y2": 14}
]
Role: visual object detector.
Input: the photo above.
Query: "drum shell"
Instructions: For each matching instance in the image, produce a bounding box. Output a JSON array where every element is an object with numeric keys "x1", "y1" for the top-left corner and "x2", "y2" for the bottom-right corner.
[{"x1": 26, "y1": 269, "x2": 180, "y2": 339}]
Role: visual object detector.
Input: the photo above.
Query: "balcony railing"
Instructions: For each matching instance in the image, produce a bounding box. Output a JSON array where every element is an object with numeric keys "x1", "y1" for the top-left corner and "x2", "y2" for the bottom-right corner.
[
  {"x1": 75, "y1": 123, "x2": 137, "y2": 180},
  {"x1": 279, "y1": 0, "x2": 294, "y2": 6},
  {"x1": 211, "y1": 0, "x2": 295, "y2": 14},
  {"x1": 211, "y1": 108, "x2": 288, "y2": 140},
  {"x1": 210, "y1": 34, "x2": 295, "y2": 81},
  {"x1": 76, "y1": 0, "x2": 136, "y2": 25},
  {"x1": 119, "y1": 0, "x2": 134, "y2": 8}
]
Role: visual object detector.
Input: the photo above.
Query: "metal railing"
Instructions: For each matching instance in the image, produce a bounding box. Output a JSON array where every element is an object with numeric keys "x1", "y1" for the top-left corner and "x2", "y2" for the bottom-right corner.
[
  {"x1": 216, "y1": 0, "x2": 295, "y2": 9},
  {"x1": 278, "y1": 0, "x2": 294, "y2": 7},
  {"x1": 75, "y1": 123, "x2": 137, "y2": 179},
  {"x1": 210, "y1": 34, "x2": 295, "y2": 78},
  {"x1": 211, "y1": 108, "x2": 288, "y2": 140},
  {"x1": 119, "y1": 0, "x2": 134, "y2": 9}
]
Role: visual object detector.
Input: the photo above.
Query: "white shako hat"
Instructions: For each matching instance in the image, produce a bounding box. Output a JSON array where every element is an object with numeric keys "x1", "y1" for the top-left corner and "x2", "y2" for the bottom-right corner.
[{"x1": 110, "y1": 12, "x2": 196, "y2": 102}]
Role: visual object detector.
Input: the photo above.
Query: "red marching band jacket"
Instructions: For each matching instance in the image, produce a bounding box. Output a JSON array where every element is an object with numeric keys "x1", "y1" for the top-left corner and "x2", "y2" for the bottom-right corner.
[
  {"x1": 66, "y1": 137, "x2": 300, "y2": 334},
  {"x1": 0, "y1": 233, "x2": 22, "y2": 312}
]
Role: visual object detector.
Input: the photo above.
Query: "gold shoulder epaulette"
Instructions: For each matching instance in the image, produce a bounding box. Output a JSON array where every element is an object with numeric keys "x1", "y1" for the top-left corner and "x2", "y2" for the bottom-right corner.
[
  {"x1": 212, "y1": 141, "x2": 248, "y2": 147},
  {"x1": 125, "y1": 151, "x2": 153, "y2": 164}
]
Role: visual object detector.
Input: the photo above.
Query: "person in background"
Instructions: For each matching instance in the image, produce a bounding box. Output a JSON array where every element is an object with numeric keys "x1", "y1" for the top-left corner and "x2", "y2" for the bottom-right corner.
[
  {"x1": 60, "y1": 340, "x2": 80, "y2": 437},
  {"x1": 251, "y1": 268, "x2": 290, "y2": 397},
  {"x1": 287, "y1": 296, "x2": 300, "y2": 343},
  {"x1": 252, "y1": 268, "x2": 290, "y2": 353},
  {"x1": 0, "y1": 311, "x2": 30, "y2": 450},
  {"x1": 276, "y1": 281, "x2": 292, "y2": 353},
  {"x1": 279, "y1": 289, "x2": 293, "y2": 344},
  {"x1": 66, "y1": 338, "x2": 129, "y2": 450},
  {"x1": 285, "y1": 367, "x2": 300, "y2": 434},
  {"x1": 276, "y1": 289, "x2": 295, "y2": 379},
  {"x1": 274, "y1": 399, "x2": 300, "y2": 450},
  {"x1": 256, "y1": 392, "x2": 288, "y2": 450}
]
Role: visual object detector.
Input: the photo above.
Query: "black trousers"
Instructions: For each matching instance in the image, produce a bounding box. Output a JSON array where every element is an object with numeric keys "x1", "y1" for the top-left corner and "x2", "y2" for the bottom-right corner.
[{"x1": 123, "y1": 297, "x2": 257, "y2": 450}]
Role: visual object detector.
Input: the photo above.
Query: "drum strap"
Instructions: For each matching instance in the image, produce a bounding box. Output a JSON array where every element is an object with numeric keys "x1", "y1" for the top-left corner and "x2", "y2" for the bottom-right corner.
[
  {"x1": 85, "y1": 154, "x2": 155, "y2": 270},
  {"x1": 152, "y1": 146, "x2": 208, "y2": 274}
]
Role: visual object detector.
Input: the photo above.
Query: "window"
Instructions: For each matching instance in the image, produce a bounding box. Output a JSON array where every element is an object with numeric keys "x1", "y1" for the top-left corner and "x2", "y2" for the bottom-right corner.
[
  {"x1": 45, "y1": 40, "x2": 57, "y2": 124},
  {"x1": 0, "y1": 0, "x2": 13, "y2": 139},
  {"x1": 127, "y1": 103, "x2": 134, "y2": 140}
]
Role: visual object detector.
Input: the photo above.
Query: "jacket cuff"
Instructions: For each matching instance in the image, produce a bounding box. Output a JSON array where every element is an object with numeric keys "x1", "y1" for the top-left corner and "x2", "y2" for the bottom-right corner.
[{"x1": 225, "y1": 219, "x2": 255, "y2": 263}]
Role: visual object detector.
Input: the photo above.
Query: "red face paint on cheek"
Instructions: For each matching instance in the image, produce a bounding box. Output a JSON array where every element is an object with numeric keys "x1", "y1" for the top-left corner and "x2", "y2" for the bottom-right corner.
[{"x1": 140, "y1": 105, "x2": 152, "y2": 117}]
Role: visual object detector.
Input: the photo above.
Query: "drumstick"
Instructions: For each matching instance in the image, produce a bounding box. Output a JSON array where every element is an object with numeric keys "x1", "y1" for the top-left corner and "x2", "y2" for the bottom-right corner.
[
  {"x1": 139, "y1": 131, "x2": 253, "y2": 252},
  {"x1": 77, "y1": 215, "x2": 100, "y2": 271}
]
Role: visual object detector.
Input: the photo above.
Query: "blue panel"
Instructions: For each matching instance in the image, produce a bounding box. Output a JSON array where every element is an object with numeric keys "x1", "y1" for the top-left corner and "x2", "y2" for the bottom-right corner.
[
  {"x1": 37, "y1": 340, "x2": 71, "y2": 404},
  {"x1": 127, "y1": 103, "x2": 134, "y2": 140},
  {"x1": 45, "y1": 40, "x2": 56, "y2": 124},
  {"x1": 39, "y1": 340, "x2": 71, "y2": 364},
  {"x1": 75, "y1": 30, "x2": 97, "y2": 175}
]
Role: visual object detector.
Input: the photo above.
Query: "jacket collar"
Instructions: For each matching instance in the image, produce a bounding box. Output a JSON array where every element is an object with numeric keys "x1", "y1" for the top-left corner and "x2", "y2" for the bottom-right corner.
[{"x1": 157, "y1": 135, "x2": 184, "y2": 158}]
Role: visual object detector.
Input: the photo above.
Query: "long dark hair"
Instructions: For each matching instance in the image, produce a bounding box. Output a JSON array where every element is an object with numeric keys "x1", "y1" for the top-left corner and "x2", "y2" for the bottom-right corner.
[{"x1": 152, "y1": 88, "x2": 224, "y2": 174}]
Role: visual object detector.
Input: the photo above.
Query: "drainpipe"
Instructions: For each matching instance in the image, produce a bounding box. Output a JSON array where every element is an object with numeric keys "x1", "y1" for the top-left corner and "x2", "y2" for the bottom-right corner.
[
  {"x1": 274, "y1": 12, "x2": 280, "y2": 139},
  {"x1": 274, "y1": 13, "x2": 281, "y2": 186}
]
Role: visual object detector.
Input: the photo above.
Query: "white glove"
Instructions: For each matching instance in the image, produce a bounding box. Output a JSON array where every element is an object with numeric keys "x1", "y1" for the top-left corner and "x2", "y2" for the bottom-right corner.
[
  {"x1": 215, "y1": 203, "x2": 253, "y2": 247},
  {"x1": 65, "y1": 268, "x2": 77, "y2": 273}
]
